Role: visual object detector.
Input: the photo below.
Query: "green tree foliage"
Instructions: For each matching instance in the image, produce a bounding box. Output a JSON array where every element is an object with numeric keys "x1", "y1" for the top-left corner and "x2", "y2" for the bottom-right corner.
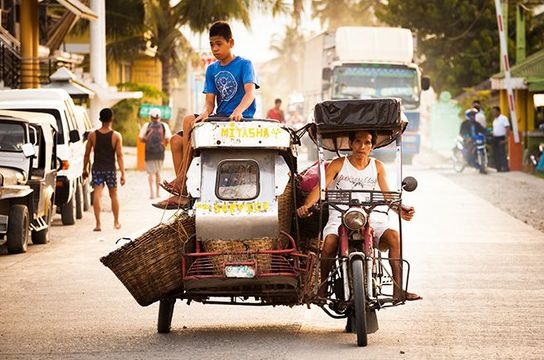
[
  {"x1": 313, "y1": 0, "x2": 379, "y2": 29},
  {"x1": 112, "y1": 83, "x2": 166, "y2": 146},
  {"x1": 376, "y1": 1, "x2": 544, "y2": 95}
]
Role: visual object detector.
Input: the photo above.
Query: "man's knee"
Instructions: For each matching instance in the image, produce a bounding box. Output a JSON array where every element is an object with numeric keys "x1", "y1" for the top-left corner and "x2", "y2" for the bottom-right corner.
[
  {"x1": 379, "y1": 229, "x2": 399, "y2": 249},
  {"x1": 170, "y1": 133, "x2": 182, "y2": 147}
]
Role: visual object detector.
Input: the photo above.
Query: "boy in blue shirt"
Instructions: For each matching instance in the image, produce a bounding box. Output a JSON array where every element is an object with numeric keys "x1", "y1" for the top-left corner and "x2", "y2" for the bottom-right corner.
[{"x1": 154, "y1": 21, "x2": 259, "y2": 209}]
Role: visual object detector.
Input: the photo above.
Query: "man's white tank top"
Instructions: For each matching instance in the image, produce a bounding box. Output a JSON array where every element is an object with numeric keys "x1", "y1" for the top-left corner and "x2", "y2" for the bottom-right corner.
[
  {"x1": 328, "y1": 156, "x2": 387, "y2": 222},
  {"x1": 330, "y1": 156, "x2": 378, "y2": 195}
]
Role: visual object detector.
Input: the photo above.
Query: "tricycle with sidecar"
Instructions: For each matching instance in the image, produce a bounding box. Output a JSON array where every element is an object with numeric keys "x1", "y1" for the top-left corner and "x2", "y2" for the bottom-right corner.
[{"x1": 152, "y1": 99, "x2": 419, "y2": 347}]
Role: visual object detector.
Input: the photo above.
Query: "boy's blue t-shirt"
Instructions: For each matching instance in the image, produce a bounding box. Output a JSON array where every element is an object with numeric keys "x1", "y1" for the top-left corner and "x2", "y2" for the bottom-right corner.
[{"x1": 203, "y1": 56, "x2": 258, "y2": 118}]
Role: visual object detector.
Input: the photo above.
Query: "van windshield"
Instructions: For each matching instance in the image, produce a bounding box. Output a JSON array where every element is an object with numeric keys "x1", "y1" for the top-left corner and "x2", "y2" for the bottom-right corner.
[{"x1": 11, "y1": 109, "x2": 64, "y2": 144}]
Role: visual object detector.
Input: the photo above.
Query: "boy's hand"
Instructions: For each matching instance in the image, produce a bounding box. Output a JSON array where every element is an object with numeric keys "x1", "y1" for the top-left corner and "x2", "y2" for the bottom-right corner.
[
  {"x1": 195, "y1": 114, "x2": 207, "y2": 123},
  {"x1": 229, "y1": 110, "x2": 243, "y2": 121},
  {"x1": 120, "y1": 174, "x2": 126, "y2": 186}
]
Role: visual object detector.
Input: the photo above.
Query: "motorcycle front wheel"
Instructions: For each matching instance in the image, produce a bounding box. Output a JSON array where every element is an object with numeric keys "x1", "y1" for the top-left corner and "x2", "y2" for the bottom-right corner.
[
  {"x1": 351, "y1": 258, "x2": 368, "y2": 347},
  {"x1": 452, "y1": 148, "x2": 466, "y2": 173}
]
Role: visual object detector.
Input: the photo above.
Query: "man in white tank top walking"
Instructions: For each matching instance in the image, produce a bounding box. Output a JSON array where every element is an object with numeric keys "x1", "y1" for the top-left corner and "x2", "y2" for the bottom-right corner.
[{"x1": 297, "y1": 130, "x2": 421, "y2": 302}]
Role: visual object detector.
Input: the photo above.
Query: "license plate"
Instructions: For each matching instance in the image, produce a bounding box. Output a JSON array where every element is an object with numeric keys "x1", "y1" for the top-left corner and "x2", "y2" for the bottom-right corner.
[{"x1": 224, "y1": 265, "x2": 256, "y2": 278}]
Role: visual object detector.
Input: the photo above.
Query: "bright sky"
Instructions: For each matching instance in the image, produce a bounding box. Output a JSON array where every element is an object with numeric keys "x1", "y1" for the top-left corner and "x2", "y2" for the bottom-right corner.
[{"x1": 182, "y1": 4, "x2": 322, "y2": 64}]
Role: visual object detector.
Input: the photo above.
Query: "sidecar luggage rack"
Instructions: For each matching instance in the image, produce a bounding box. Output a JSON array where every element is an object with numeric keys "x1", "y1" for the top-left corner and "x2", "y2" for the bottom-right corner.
[{"x1": 326, "y1": 190, "x2": 401, "y2": 206}]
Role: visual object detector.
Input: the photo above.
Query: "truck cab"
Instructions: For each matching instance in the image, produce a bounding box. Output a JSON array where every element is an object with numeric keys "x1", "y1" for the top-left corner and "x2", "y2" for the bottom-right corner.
[{"x1": 302, "y1": 27, "x2": 430, "y2": 163}]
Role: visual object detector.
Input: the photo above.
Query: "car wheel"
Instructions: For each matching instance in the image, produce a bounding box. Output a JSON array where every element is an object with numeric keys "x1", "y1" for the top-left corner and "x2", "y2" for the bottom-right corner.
[
  {"x1": 75, "y1": 180, "x2": 84, "y2": 219},
  {"x1": 61, "y1": 193, "x2": 76, "y2": 225},
  {"x1": 32, "y1": 200, "x2": 53, "y2": 244},
  {"x1": 7, "y1": 205, "x2": 29, "y2": 254}
]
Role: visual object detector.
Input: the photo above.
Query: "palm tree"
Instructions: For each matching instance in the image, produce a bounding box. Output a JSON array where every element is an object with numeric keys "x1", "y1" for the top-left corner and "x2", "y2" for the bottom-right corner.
[{"x1": 105, "y1": 0, "x2": 294, "y2": 100}]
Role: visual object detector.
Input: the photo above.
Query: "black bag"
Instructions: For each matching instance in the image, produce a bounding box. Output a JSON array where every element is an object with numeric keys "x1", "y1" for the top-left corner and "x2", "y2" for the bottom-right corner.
[{"x1": 145, "y1": 122, "x2": 165, "y2": 160}]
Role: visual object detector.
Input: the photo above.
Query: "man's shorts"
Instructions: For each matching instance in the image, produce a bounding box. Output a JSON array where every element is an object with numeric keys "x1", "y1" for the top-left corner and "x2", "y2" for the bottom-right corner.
[
  {"x1": 322, "y1": 209, "x2": 395, "y2": 247},
  {"x1": 91, "y1": 169, "x2": 117, "y2": 188},
  {"x1": 144, "y1": 159, "x2": 164, "y2": 175}
]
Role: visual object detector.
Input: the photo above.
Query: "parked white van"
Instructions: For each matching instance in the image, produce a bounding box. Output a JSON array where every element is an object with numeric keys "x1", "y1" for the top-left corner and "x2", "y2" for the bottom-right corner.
[{"x1": 0, "y1": 89, "x2": 88, "y2": 225}]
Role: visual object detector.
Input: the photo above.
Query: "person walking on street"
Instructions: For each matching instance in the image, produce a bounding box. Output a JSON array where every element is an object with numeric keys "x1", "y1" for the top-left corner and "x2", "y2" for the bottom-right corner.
[
  {"x1": 473, "y1": 100, "x2": 487, "y2": 129},
  {"x1": 266, "y1": 98, "x2": 285, "y2": 122},
  {"x1": 139, "y1": 108, "x2": 172, "y2": 199},
  {"x1": 491, "y1": 106, "x2": 511, "y2": 172},
  {"x1": 83, "y1": 108, "x2": 126, "y2": 231}
]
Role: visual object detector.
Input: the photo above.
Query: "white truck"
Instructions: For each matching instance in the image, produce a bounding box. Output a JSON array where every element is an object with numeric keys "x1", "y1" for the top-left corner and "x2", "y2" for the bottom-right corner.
[{"x1": 302, "y1": 27, "x2": 430, "y2": 163}]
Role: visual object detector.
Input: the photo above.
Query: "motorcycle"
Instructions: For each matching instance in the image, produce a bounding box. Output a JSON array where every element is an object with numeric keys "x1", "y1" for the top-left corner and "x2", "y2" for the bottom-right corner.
[{"x1": 452, "y1": 133, "x2": 488, "y2": 174}]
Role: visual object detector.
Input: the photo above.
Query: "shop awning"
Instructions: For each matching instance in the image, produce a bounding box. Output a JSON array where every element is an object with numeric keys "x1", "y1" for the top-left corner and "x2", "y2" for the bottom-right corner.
[
  {"x1": 56, "y1": 0, "x2": 97, "y2": 21},
  {"x1": 491, "y1": 49, "x2": 544, "y2": 91}
]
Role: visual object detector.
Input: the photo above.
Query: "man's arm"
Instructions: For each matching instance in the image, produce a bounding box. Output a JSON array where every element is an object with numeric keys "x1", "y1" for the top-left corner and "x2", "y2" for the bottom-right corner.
[
  {"x1": 114, "y1": 132, "x2": 126, "y2": 186},
  {"x1": 138, "y1": 123, "x2": 148, "y2": 143},
  {"x1": 376, "y1": 160, "x2": 414, "y2": 221},
  {"x1": 297, "y1": 158, "x2": 343, "y2": 217},
  {"x1": 82, "y1": 131, "x2": 94, "y2": 179},
  {"x1": 230, "y1": 83, "x2": 256, "y2": 121},
  {"x1": 195, "y1": 93, "x2": 216, "y2": 122}
]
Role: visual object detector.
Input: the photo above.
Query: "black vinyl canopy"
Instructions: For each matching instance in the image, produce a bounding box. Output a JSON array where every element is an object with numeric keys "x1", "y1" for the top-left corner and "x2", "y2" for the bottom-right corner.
[{"x1": 311, "y1": 98, "x2": 407, "y2": 151}]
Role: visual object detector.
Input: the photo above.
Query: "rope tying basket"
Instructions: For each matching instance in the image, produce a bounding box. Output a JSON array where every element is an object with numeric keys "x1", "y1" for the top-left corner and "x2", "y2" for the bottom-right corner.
[{"x1": 100, "y1": 213, "x2": 195, "y2": 306}]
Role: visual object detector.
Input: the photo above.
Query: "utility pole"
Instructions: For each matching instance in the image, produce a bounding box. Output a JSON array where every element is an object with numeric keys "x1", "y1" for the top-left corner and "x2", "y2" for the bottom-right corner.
[
  {"x1": 494, "y1": 0, "x2": 521, "y2": 143},
  {"x1": 516, "y1": 3, "x2": 526, "y2": 63}
]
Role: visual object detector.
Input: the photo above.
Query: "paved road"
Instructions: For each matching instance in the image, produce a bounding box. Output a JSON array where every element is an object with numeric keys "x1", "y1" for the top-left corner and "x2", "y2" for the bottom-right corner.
[{"x1": 1, "y1": 162, "x2": 543, "y2": 359}]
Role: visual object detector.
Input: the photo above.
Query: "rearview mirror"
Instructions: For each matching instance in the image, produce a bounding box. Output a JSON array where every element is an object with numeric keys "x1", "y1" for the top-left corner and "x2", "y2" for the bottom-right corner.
[
  {"x1": 402, "y1": 176, "x2": 418, "y2": 192},
  {"x1": 322, "y1": 68, "x2": 332, "y2": 82},
  {"x1": 21, "y1": 143, "x2": 35, "y2": 158},
  {"x1": 421, "y1": 76, "x2": 431, "y2": 91},
  {"x1": 69, "y1": 129, "x2": 81, "y2": 143}
]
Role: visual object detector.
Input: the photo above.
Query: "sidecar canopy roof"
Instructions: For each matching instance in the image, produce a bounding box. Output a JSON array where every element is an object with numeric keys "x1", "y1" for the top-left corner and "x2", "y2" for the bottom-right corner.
[{"x1": 312, "y1": 98, "x2": 407, "y2": 150}]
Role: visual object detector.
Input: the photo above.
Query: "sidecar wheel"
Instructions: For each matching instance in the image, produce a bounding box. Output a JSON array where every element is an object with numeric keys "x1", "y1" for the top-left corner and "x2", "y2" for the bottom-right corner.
[
  {"x1": 352, "y1": 258, "x2": 368, "y2": 347},
  {"x1": 157, "y1": 298, "x2": 176, "y2": 333}
]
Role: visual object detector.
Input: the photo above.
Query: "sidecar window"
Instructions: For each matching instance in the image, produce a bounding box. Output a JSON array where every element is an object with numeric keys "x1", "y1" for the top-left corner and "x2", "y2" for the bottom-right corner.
[{"x1": 216, "y1": 160, "x2": 259, "y2": 200}]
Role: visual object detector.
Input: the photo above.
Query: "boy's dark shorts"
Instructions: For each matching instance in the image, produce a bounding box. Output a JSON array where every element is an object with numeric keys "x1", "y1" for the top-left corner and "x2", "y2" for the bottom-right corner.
[
  {"x1": 92, "y1": 169, "x2": 117, "y2": 188},
  {"x1": 176, "y1": 113, "x2": 225, "y2": 136}
]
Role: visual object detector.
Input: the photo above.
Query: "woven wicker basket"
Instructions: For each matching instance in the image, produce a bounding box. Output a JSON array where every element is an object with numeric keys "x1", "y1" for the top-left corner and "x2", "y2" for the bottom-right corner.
[
  {"x1": 278, "y1": 179, "x2": 293, "y2": 236},
  {"x1": 202, "y1": 238, "x2": 273, "y2": 273},
  {"x1": 100, "y1": 213, "x2": 195, "y2": 306}
]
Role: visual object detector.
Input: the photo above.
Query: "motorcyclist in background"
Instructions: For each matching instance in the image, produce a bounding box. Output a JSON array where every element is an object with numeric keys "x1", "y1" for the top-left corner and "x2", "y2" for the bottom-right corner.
[{"x1": 459, "y1": 108, "x2": 487, "y2": 174}]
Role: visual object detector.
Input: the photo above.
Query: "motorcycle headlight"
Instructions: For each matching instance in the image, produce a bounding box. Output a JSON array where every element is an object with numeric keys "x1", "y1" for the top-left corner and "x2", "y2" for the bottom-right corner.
[{"x1": 342, "y1": 208, "x2": 367, "y2": 231}]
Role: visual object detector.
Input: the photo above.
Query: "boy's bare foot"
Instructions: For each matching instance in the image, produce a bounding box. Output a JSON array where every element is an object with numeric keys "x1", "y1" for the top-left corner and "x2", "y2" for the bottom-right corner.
[
  {"x1": 114, "y1": 223, "x2": 121, "y2": 229},
  {"x1": 93, "y1": 227, "x2": 101, "y2": 232},
  {"x1": 160, "y1": 179, "x2": 182, "y2": 196}
]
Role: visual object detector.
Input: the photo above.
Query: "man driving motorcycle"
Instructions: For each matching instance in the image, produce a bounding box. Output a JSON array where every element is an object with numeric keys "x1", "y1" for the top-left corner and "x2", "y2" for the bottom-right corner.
[
  {"x1": 459, "y1": 108, "x2": 487, "y2": 174},
  {"x1": 297, "y1": 130, "x2": 421, "y2": 302}
]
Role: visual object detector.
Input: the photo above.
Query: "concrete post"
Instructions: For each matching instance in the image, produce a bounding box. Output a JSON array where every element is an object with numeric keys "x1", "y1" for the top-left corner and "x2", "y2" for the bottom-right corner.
[
  {"x1": 20, "y1": 0, "x2": 34, "y2": 88},
  {"x1": 31, "y1": 0, "x2": 39, "y2": 88},
  {"x1": 89, "y1": 0, "x2": 107, "y2": 88}
]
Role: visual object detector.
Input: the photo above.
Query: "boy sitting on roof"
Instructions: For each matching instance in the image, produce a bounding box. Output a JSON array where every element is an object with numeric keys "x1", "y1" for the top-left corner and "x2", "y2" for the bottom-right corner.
[{"x1": 154, "y1": 21, "x2": 259, "y2": 209}]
